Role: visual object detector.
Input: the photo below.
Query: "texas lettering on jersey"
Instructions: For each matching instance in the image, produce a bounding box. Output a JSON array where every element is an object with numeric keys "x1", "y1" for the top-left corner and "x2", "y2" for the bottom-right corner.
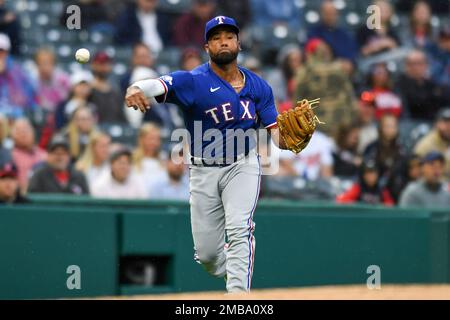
[{"x1": 156, "y1": 63, "x2": 278, "y2": 159}]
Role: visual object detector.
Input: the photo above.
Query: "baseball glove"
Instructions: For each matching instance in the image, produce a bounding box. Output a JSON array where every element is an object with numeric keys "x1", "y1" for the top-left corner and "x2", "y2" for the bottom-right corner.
[{"x1": 276, "y1": 98, "x2": 323, "y2": 154}]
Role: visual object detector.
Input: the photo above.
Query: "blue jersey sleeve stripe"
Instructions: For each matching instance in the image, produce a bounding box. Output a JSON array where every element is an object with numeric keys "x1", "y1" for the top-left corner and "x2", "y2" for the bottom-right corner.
[{"x1": 265, "y1": 121, "x2": 277, "y2": 129}]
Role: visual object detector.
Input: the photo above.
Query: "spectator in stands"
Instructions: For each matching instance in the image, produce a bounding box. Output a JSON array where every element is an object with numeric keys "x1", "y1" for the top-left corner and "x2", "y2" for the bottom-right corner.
[
  {"x1": 180, "y1": 47, "x2": 203, "y2": 71},
  {"x1": 386, "y1": 154, "x2": 421, "y2": 203},
  {"x1": 55, "y1": 71, "x2": 96, "y2": 130},
  {"x1": 400, "y1": 0, "x2": 435, "y2": 50},
  {"x1": 91, "y1": 148, "x2": 147, "y2": 199},
  {"x1": 61, "y1": 0, "x2": 114, "y2": 34},
  {"x1": 11, "y1": 119, "x2": 47, "y2": 192},
  {"x1": 0, "y1": 162, "x2": 29, "y2": 204},
  {"x1": 33, "y1": 48, "x2": 71, "y2": 113},
  {"x1": 33, "y1": 49, "x2": 72, "y2": 151},
  {"x1": 100, "y1": 0, "x2": 127, "y2": 20},
  {"x1": 356, "y1": 91, "x2": 379, "y2": 154},
  {"x1": 0, "y1": 33, "x2": 36, "y2": 119},
  {"x1": 336, "y1": 159, "x2": 395, "y2": 206},
  {"x1": 251, "y1": 0, "x2": 302, "y2": 30},
  {"x1": 217, "y1": 0, "x2": 251, "y2": 30},
  {"x1": 365, "y1": 63, "x2": 403, "y2": 119},
  {"x1": 277, "y1": 130, "x2": 334, "y2": 180},
  {"x1": 120, "y1": 43, "x2": 156, "y2": 96},
  {"x1": 75, "y1": 131, "x2": 111, "y2": 190},
  {"x1": 63, "y1": 107, "x2": 97, "y2": 161},
  {"x1": 28, "y1": 135, "x2": 89, "y2": 195},
  {"x1": 357, "y1": 91, "x2": 378, "y2": 154},
  {"x1": 148, "y1": 147, "x2": 189, "y2": 200},
  {"x1": 396, "y1": 0, "x2": 449, "y2": 14},
  {"x1": 173, "y1": 0, "x2": 216, "y2": 48},
  {"x1": 0, "y1": 0, "x2": 21, "y2": 56},
  {"x1": 399, "y1": 151, "x2": 450, "y2": 208},
  {"x1": 308, "y1": 0, "x2": 357, "y2": 72},
  {"x1": 357, "y1": 0, "x2": 400, "y2": 57},
  {"x1": 427, "y1": 25, "x2": 450, "y2": 88},
  {"x1": 396, "y1": 50, "x2": 450, "y2": 120},
  {"x1": 90, "y1": 52, "x2": 127, "y2": 124},
  {"x1": 414, "y1": 108, "x2": 450, "y2": 179},
  {"x1": 0, "y1": 114, "x2": 11, "y2": 165},
  {"x1": 293, "y1": 38, "x2": 357, "y2": 136},
  {"x1": 133, "y1": 123, "x2": 166, "y2": 181},
  {"x1": 115, "y1": 0, "x2": 172, "y2": 55},
  {"x1": 62, "y1": 106, "x2": 98, "y2": 161},
  {"x1": 266, "y1": 44, "x2": 303, "y2": 110},
  {"x1": 332, "y1": 122, "x2": 362, "y2": 178},
  {"x1": 363, "y1": 113, "x2": 407, "y2": 183}
]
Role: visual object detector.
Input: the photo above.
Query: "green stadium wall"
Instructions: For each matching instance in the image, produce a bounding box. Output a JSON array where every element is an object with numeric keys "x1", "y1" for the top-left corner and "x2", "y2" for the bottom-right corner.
[{"x1": 0, "y1": 195, "x2": 449, "y2": 299}]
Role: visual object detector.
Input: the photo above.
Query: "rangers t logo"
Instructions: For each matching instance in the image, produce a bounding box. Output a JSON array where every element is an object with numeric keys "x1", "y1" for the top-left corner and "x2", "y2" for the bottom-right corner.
[{"x1": 215, "y1": 16, "x2": 226, "y2": 24}]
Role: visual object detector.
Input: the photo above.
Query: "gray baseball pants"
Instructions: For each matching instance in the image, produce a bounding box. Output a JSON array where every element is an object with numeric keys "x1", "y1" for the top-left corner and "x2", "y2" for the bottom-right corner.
[{"x1": 189, "y1": 149, "x2": 261, "y2": 293}]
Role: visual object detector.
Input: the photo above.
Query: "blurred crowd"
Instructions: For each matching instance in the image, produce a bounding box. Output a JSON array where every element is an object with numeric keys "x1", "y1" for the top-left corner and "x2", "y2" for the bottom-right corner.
[{"x1": 0, "y1": 0, "x2": 449, "y2": 208}]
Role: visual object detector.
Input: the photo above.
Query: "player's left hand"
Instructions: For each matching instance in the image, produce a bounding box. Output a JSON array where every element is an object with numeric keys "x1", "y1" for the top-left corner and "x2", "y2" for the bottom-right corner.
[
  {"x1": 276, "y1": 98, "x2": 324, "y2": 154},
  {"x1": 125, "y1": 86, "x2": 150, "y2": 113}
]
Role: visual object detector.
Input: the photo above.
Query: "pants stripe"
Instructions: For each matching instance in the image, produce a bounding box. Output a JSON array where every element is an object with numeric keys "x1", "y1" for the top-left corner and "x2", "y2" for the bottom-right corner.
[{"x1": 246, "y1": 155, "x2": 261, "y2": 290}]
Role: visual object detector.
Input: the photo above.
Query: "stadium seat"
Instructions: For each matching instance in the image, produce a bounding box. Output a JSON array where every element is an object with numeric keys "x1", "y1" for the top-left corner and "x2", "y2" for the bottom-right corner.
[
  {"x1": 113, "y1": 63, "x2": 127, "y2": 77},
  {"x1": 98, "y1": 123, "x2": 138, "y2": 147},
  {"x1": 158, "y1": 0, "x2": 192, "y2": 13},
  {"x1": 155, "y1": 47, "x2": 182, "y2": 69},
  {"x1": 46, "y1": 29, "x2": 61, "y2": 42},
  {"x1": 398, "y1": 119, "x2": 432, "y2": 151},
  {"x1": 261, "y1": 176, "x2": 337, "y2": 201}
]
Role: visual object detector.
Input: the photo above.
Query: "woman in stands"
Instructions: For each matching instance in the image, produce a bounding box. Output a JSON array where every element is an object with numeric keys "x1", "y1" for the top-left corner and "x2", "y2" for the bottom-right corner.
[
  {"x1": 363, "y1": 113, "x2": 408, "y2": 185},
  {"x1": 400, "y1": 0, "x2": 435, "y2": 49},
  {"x1": 62, "y1": 106, "x2": 98, "y2": 161},
  {"x1": 365, "y1": 63, "x2": 403, "y2": 119},
  {"x1": 132, "y1": 123, "x2": 166, "y2": 182},
  {"x1": 75, "y1": 131, "x2": 111, "y2": 190}
]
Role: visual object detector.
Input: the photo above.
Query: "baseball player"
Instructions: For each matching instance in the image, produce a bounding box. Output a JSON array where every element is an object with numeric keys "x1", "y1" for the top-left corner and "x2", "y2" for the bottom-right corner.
[{"x1": 125, "y1": 16, "x2": 319, "y2": 293}]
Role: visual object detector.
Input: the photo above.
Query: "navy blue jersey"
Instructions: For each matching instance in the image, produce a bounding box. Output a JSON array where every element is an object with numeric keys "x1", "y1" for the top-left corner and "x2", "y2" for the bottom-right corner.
[{"x1": 156, "y1": 63, "x2": 278, "y2": 159}]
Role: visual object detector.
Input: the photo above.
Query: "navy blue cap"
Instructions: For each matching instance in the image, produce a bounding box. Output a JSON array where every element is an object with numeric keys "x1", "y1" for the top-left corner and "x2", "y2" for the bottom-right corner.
[
  {"x1": 0, "y1": 162, "x2": 18, "y2": 179},
  {"x1": 421, "y1": 151, "x2": 445, "y2": 165},
  {"x1": 47, "y1": 135, "x2": 69, "y2": 152},
  {"x1": 205, "y1": 16, "x2": 239, "y2": 42}
]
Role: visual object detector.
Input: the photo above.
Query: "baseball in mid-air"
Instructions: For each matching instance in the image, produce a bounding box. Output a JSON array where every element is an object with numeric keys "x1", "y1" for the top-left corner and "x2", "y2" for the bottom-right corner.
[{"x1": 75, "y1": 48, "x2": 90, "y2": 64}]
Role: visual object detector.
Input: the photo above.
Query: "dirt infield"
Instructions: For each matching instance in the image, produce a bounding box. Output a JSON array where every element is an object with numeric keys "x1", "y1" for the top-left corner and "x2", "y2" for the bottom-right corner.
[{"x1": 119, "y1": 285, "x2": 450, "y2": 300}]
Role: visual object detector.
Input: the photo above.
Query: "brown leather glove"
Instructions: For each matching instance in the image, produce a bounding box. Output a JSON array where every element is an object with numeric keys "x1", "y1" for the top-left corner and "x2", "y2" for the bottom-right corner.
[{"x1": 276, "y1": 98, "x2": 323, "y2": 154}]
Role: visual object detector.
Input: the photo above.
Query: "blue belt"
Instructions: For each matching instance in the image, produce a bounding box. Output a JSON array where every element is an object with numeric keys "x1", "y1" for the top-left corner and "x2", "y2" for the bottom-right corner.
[{"x1": 190, "y1": 152, "x2": 249, "y2": 167}]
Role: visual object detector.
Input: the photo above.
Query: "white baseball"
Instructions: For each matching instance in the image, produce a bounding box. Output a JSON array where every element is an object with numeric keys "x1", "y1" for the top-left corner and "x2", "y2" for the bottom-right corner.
[{"x1": 75, "y1": 48, "x2": 90, "y2": 64}]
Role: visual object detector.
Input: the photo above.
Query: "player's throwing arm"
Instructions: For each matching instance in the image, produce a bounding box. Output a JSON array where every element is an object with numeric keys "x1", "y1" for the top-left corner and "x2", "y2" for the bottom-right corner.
[{"x1": 125, "y1": 81, "x2": 161, "y2": 113}]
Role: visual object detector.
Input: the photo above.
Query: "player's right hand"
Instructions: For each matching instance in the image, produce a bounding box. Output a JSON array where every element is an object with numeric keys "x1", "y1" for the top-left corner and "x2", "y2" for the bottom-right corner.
[{"x1": 125, "y1": 86, "x2": 150, "y2": 113}]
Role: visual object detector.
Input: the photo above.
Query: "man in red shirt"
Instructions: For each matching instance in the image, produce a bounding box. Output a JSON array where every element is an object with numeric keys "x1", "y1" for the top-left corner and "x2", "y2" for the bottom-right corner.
[
  {"x1": 172, "y1": 0, "x2": 216, "y2": 48},
  {"x1": 11, "y1": 119, "x2": 47, "y2": 192}
]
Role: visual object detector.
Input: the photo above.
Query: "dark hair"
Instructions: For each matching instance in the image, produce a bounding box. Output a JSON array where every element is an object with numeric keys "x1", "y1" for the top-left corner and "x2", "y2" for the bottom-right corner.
[
  {"x1": 378, "y1": 113, "x2": 398, "y2": 141},
  {"x1": 366, "y1": 63, "x2": 392, "y2": 89},
  {"x1": 409, "y1": 0, "x2": 432, "y2": 36},
  {"x1": 334, "y1": 121, "x2": 361, "y2": 151},
  {"x1": 281, "y1": 50, "x2": 302, "y2": 80}
]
